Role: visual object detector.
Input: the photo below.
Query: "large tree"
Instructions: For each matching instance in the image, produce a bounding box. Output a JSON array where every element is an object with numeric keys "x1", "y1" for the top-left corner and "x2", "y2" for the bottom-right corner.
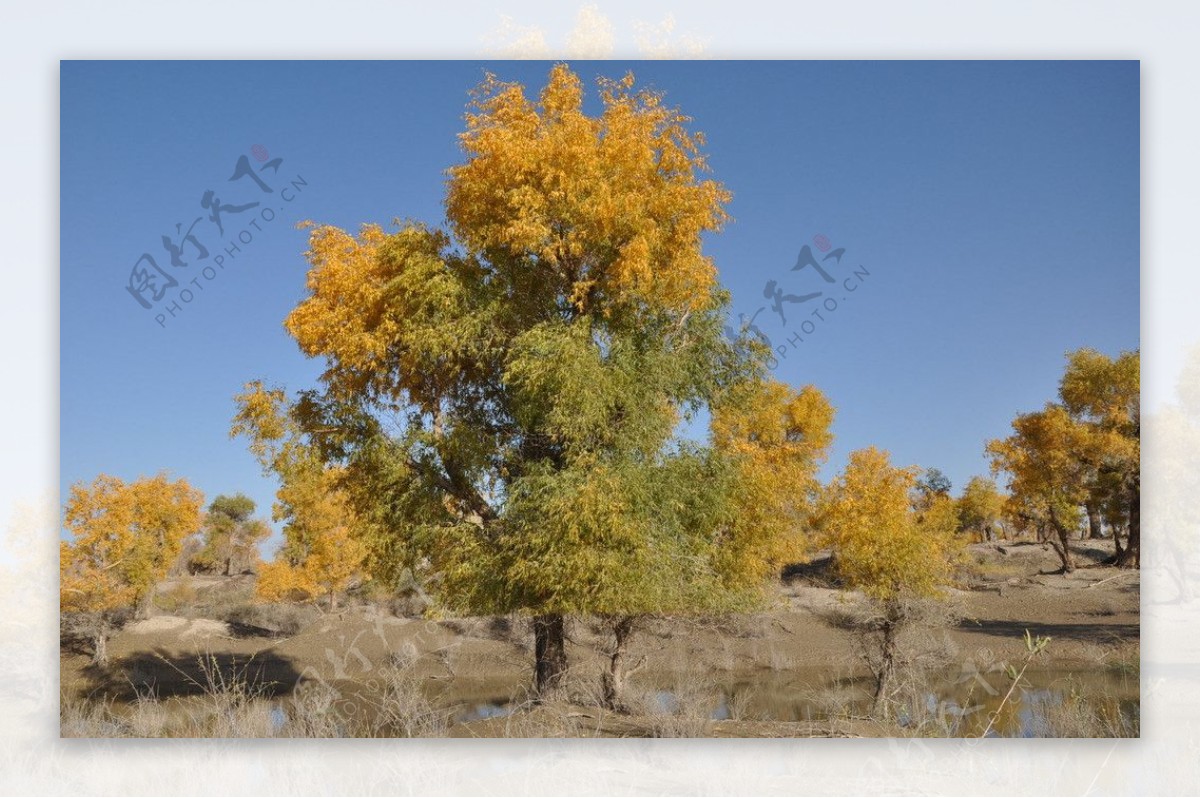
[
  {"x1": 262, "y1": 65, "x2": 795, "y2": 696},
  {"x1": 60, "y1": 473, "x2": 203, "y2": 663}
]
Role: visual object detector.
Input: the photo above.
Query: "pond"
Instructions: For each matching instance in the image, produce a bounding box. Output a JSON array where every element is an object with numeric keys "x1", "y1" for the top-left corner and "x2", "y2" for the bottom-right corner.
[{"x1": 449, "y1": 666, "x2": 1138, "y2": 737}]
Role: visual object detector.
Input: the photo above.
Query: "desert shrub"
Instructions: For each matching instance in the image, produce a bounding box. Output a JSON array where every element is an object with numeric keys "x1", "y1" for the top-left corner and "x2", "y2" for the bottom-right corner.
[
  {"x1": 1036, "y1": 684, "x2": 1138, "y2": 738},
  {"x1": 367, "y1": 668, "x2": 450, "y2": 738},
  {"x1": 60, "y1": 693, "x2": 130, "y2": 737},
  {"x1": 221, "y1": 602, "x2": 316, "y2": 636},
  {"x1": 153, "y1": 580, "x2": 198, "y2": 612},
  {"x1": 283, "y1": 681, "x2": 346, "y2": 737}
]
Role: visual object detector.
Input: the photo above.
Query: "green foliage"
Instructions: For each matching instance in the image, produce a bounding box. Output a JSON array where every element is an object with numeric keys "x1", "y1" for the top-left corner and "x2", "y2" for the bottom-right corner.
[
  {"x1": 915, "y1": 468, "x2": 952, "y2": 503},
  {"x1": 191, "y1": 494, "x2": 269, "y2": 575},
  {"x1": 248, "y1": 65, "x2": 806, "y2": 633}
]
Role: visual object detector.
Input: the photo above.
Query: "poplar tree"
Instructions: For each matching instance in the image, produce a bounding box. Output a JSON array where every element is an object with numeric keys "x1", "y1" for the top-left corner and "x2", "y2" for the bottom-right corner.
[{"x1": 258, "y1": 65, "x2": 828, "y2": 697}]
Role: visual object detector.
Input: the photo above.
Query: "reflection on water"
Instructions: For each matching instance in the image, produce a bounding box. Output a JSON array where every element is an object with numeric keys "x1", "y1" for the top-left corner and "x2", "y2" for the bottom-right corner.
[
  {"x1": 109, "y1": 664, "x2": 1137, "y2": 737},
  {"x1": 685, "y1": 667, "x2": 1136, "y2": 737},
  {"x1": 445, "y1": 666, "x2": 1138, "y2": 737},
  {"x1": 455, "y1": 702, "x2": 513, "y2": 723}
]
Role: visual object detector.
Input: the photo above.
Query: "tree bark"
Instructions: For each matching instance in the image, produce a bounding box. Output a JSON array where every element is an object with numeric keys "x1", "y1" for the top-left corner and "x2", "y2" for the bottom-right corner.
[
  {"x1": 1086, "y1": 502, "x2": 1103, "y2": 540},
  {"x1": 1048, "y1": 510, "x2": 1076, "y2": 573},
  {"x1": 602, "y1": 616, "x2": 636, "y2": 711},
  {"x1": 533, "y1": 613, "x2": 567, "y2": 699},
  {"x1": 871, "y1": 618, "x2": 899, "y2": 718},
  {"x1": 91, "y1": 621, "x2": 109, "y2": 666},
  {"x1": 1116, "y1": 477, "x2": 1140, "y2": 568}
]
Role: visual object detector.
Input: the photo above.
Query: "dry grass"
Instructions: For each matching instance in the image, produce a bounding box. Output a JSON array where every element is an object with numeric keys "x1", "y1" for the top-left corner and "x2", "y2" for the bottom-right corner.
[
  {"x1": 1036, "y1": 683, "x2": 1139, "y2": 737},
  {"x1": 61, "y1": 651, "x2": 452, "y2": 738},
  {"x1": 152, "y1": 580, "x2": 198, "y2": 612},
  {"x1": 220, "y1": 602, "x2": 318, "y2": 636},
  {"x1": 639, "y1": 673, "x2": 721, "y2": 738}
]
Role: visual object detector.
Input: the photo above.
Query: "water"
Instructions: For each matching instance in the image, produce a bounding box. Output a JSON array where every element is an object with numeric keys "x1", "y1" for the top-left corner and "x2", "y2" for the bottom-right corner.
[
  {"x1": 441, "y1": 666, "x2": 1138, "y2": 737},
  {"x1": 455, "y1": 701, "x2": 514, "y2": 722}
]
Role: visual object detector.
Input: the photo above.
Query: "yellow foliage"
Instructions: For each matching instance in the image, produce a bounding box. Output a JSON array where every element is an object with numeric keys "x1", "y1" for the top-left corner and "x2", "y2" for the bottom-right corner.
[
  {"x1": 957, "y1": 476, "x2": 1006, "y2": 540},
  {"x1": 712, "y1": 379, "x2": 835, "y2": 588},
  {"x1": 446, "y1": 64, "x2": 731, "y2": 316},
  {"x1": 255, "y1": 523, "x2": 367, "y2": 605},
  {"x1": 255, "y1": 559, "x2": 312, "y2": 602},
  {"x1": 234, "y1": 382, "x2": 368, "y2": 606},
  {"x1": 817, "y1": 448, "x2": 961, "y2": 601},
  {"x1": 60, "y1": 473, "x2": 204, "y2": 613},
  {"x1": 986, "y1": 404, "x2": 1097, "y2": 531}
]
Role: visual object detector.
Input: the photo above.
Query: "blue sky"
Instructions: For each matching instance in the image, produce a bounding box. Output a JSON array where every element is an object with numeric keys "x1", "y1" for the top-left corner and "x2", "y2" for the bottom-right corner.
[{"x1": 60, "y1": 60, "x2": 1139, "y2": 549}]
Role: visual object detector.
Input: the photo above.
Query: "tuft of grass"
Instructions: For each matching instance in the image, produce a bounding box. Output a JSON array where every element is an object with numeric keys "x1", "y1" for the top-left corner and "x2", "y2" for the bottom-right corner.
[
  {"x1": 153, "y1": 580, "x2": 198, "y2": 612},
  {"x1": 1036, "y1": 682, "x2": 1139, "y2": 738},
  {"x1": 221, "y1": 602, "x2": 316, "y2": 636},
  {"x1": 61, "y1": 652, "x2": 453, "y2": 738}
]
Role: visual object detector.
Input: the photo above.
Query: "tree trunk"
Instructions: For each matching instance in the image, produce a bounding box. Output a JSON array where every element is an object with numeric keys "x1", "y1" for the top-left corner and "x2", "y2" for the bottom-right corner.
[
  {"x1": 1048, "y1": 510, "x2": 1075, "y2": 573},
  {"x1": 602, "y1": 616, "x2": 636, "y2": 711},
  {"x1": 871, "y1": 618, "x2": 899, "y2": 718},
  {"x1": 1086, "y1": 502, "x2": 1103, "y2": 540},
  {"x1": 533, "y1": 613, "x2": 567, "y2": 699},
  {"x1": 92, "y1": 624, "x2": 109, "y2": 666},
  {"x1": 1116, "y1": 477, "x2": 1140, "y2": 568}
]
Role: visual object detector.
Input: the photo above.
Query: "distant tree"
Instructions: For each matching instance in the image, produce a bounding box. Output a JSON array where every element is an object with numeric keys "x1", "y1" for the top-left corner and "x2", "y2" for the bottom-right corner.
[
  {"x1": 957, "y1": 476, "x2": 1006, "y2": 542},
  {"x1": 988, "y1": 348, "x2": 1139, "y2": 571},
  {"x1": 816, "y1": 448, "x2": 962, "y2": 716},
  {"x1": 987, "y1": 405, "x2": 1096, "y2": 573},
  {"x1": 60, "y1": 473, "x2": 203, "y2": 663},
  {"x1": 1059, "y1": 348, "x2": 1140, "y2": 566},
  {"x1": 190, "y1": 493, "x2": 270, "y2": 576},
  {"x1": 915, "y1": 467, "x2": 952, "y2": 507}
]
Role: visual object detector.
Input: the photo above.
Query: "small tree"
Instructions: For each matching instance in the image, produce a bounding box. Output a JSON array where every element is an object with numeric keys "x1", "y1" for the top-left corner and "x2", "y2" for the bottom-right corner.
[
  {"x1": 710, "y1": 378, "x2": 834, "y2": 590},
  {"x1": 191, "y1": 493, "x2": 270, "y2": 575},
  {"x1": 987, "y1": 405, "x2": 1096, "y2": 573},
  {"x1": 816, "y1": 448, "x2": 962, "y2": 716},
  {"x1": 914, "y1": 467, "x2": 952, "y2": 509},
  {"x1": 957, "y1": 476, "x2": 1006, "y2": 542},
  {"x1": 60, "y1": 473, "x2": 203, "y2": 663}
]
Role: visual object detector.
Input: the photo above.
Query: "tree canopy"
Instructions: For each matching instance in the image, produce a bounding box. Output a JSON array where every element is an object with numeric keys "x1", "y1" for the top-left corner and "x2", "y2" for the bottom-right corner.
[
  {"x1": 60, "y1": 473, "x2": 203, "y2": 662},
  {"x1": 242, "y1": 64, "x2": 820, "y2": 693},
  {"x1": 190, "y1": 493, "x2": 269, "y2": 575},
  {"x1": 988, "y1": 348, "x2": 1140, "y2": 570}
]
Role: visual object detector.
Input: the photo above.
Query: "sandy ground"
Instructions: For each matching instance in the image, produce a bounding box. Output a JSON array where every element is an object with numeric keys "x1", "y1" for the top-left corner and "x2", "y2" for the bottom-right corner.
[{"x1": 60, "y1": 539, "x2": 1139, "y2": 737}]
